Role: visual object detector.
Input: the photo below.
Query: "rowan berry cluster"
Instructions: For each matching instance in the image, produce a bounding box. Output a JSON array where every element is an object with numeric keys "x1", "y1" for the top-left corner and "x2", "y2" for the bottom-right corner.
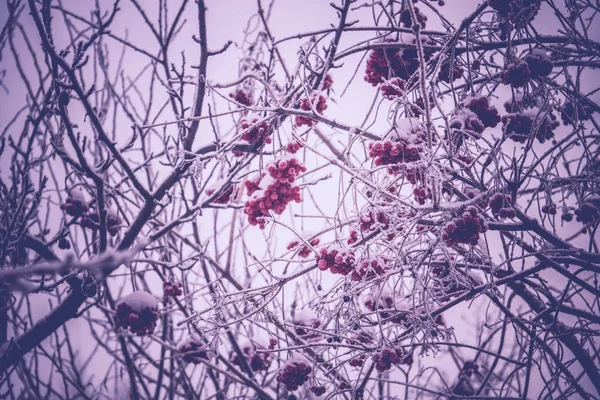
[
  {"x1": 380, "y1": 77, "x2": 406, "y2": 100},
  {"x1": 316, "y1": 246, "x2": 356, "y2": 276},
  {"x1": 488, "y1": 0, "x2": 541, "y2": 26},
  {"x1": 359, "y1": 209, "x2": 390, "y2": 232},
  {"x1": 310, "y1": 385, "x2": 327, "y2": 397},
  {"x1": 364, "y1": 38, "x2": 434, "y2": 86},
  {"x1": 399, "y1": 7, "x2": 427, "y2": 28},
  {"x1": 163, "y1": 281, "x2": 183, "y2": 300},
  {"x1": 489, "y1": 193, "x2": 516, "y2": 219},
  {"x1": 293, "y1": 310, "x2": 321, "y2": 340},
  {"x1": 60, "y1": 189, "x2": 88, "y2": 216},
  {"x1": 501, "y1": 61, "x2": 531, "y2": 88},
  {"x1": 80, "y1": 210, "x2": 121, "y2": 236},
  {"x1": 575, "y1": 196, "x2": 600, "y2": 224},
  {"x1": 321, "y1": 74, "x2": 333, "y2": 90},
  {"x1": 369, "y1": 125, "x2": 427, "y2": 174},
  {"x1": 231, "y1": 342, "x2": 271, "y2": 372},
  {"x1": 287, "y1": 238, "x2": 320, "y2": 258},
  {"x1": 179, "y1": 339, "x2": 209, "y2": 364},
  {"x1": 525, "y1": 50, "x2": 553, "y2": 78},
  {"x1": 442, "y1": 207, "x2": 488, "y2": 246},
  {"x1": 285, "y1": 140, "x2": 303, "y2": 154},
  {"x1": 240, "y1": 117, "x2": 272, "y2": 145},
  {"x1": 115, "y1": 291, "x2": 159, "y2": 336},
  {"x1": 351, "y1": 258, "x2": 387, "y2": 281},
  {"x1": 229, "y1": 89, "x2": 253, "y2": 106},
  {"x1": 372, "y1": 346, "x2": 405, "y2": 372},
  {"x1": 560, "y1": 99, "x2": 594, "y2": 125},
  {"x1": 206, "y1": 184, "x2": 237, "y2": 204},
  {"x1": 58, "y1": 238, "x2": 71, "y2": 250},
  {"x1": 243, "y1": 158, "x2": 306, "y2": 229},
  {"x1": 295, "y1": 93, "x2": 327, "y2": 127},
  {"x1": 541, "y1": 203, "x2": 557, "y2": 215},
  {"x1": 502, "y1": 111, "x2": 558, "y2": 143},
  {"x1": 461, "y1": 95, "x2": 501, "y2": 129},
  {"x1": 438, "y1": 59, "x2": 463, "y2": 83},
  {"x1": 276, "y1": 357, "x2": 312, "y2": 391}
]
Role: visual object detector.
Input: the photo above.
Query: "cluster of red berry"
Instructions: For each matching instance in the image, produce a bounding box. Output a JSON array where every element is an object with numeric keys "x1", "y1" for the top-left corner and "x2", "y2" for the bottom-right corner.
[
  {"x1": 163, "y1": 281, "x2": 183, "y2": 300},
  {"x1": 502, "y1": 50, "x2": 552, "y2": 88},
  {"x1": 399, "y1": 7, "x2": 427, "y2": 28},
  {"x1": 295, "y1": 93, "x2": 327, "y2": 127},
  {"x1": 231, "y1": 342, "x2": 271, "y2": 372},
  {"x1": 364, "y1": 38, "x2": 434, "y2": 86},
  {"x1": 502, "y1": 111, "x2": 558, "y2": 144},
  {"x1": 442, "y1": 207, "x2": 488, "y2": 246},
  {"x1": 560, "y1": 99, "x2": 594, "y2": 125},
  {"x1": 206, "y1": 184, "x2": 237, "y2": 204},
  {"x1": 358, "y1": 209, "x2": 391, "y2": 232},
  {"x1": 489, "y1": 193, "x2": 516, "y2": 219},
  {"x1": 243, "y1": 158, "x2": 306, "y2": 229},
  {"x1": 60, "y1": 190, "x2": 88, "y2": 216},
  {"x1": 575, "y1": 196, "x2": 600, "y2": 224},
  {"x1": 368, "y1": 134, "x2": 425, "y2": 174},
  {"x1": 380, "y1": 77, "x2": 406, "y2": 100},
  {"x1": 310, "y1": 385, "x2": 327, "y2": 397},
  {"x1": 351, "y1": 258, "x2": 387, "y2": 282},
  {"x1": 372, "y1": 346, "x2": 406, "y2": 372},
  {"x1": 541, "y1": 203, "x2": 557, "y2": 215},
  {"x1": 287, "y1": 238, "x2": 320, "y2": 258},
  {"x1": 316, "y1": 246, "x2": 356, "y2": 276},
  {"x1": 276, "y1": 357, "x2": 312, "y2": 391},
  {"x1": 438, "y1": 58, "x2": 463, "y2": 83},
  {"x1": 61, "y1": 189, "x2": 121, "y2": 236},
  {"x1": 321, "y1": 74, "x2": 333, "y2": 90},
  {"x1": 461, "y1": 95, "x2": 501, "y2": 129},
  {"x1": 80, "y1": 210, "x2": 121, "y2": 236},
  {"x1": 488, "y1": 0, "x2": 541, "y2": 26},
  {"x1": 293, "y1": 311, "x2": 322, "y2": 340},
  {"x1": 115, "y1": 292, "x2": 159, "y2": 336},
  {"x1": 179, "y1": 339, "x2": 209, "y2": 364},
  {"x1": 240, "y1": 117, "x2": 272, "y2": 145},
  {"x1": 285, "y1": 140, "x2": 303, "y2": 154},
  {"x1": 229, "y1": 89, "x2": 253, "y2": 106}
]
